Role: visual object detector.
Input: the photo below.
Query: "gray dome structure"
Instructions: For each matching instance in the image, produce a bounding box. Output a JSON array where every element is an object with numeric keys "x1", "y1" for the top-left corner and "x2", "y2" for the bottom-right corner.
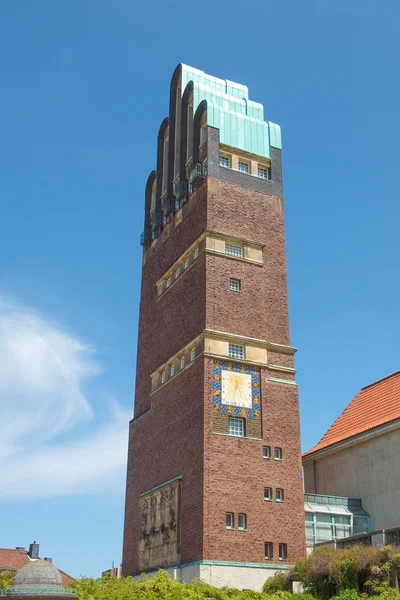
[{"x1": 7, "y1": 560, "x2": 75, "y2": 598}]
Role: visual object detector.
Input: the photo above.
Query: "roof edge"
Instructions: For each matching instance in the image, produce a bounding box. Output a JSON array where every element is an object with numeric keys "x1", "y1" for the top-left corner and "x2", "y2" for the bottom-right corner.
[
  {"x1": 303, "y1": 416, "x2": 400, "y2": 459},
  {"x1": 361, "y1": 368, "x2": 400, "y2": 391}
]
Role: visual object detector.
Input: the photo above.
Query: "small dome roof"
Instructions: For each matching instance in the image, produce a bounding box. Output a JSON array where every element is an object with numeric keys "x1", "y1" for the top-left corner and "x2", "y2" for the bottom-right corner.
[{"x1": 7, "y1": 560, "x2": 74, "y2": 597}]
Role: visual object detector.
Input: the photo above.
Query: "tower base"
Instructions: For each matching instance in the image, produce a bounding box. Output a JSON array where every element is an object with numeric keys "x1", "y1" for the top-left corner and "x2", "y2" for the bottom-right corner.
[{"x1": 134, "y1": 560, "x2": 292, "y2": 592}]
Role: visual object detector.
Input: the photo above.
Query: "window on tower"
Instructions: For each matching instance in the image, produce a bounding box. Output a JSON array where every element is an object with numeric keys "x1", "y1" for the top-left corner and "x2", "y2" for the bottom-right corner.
[
  {"x1": 276, "y1": 488, "x2": 285, "y2": 502},
  {"x1": 265, "y1": 542, "x2": 273, "y2": 559},
  {"x1": 264, "y1": 487, "x2": 273, "y2": 501},
  {"x1": 279, "y1": 543, "x2": 288, "y2": 560},
  {"x1": 229, "y1": 279, "x2": 241, "y2": 292},
  {"x1": 258, "y1": 165, "x2": 271, "y2": 180},
  {"x1": 238, "y1": 160, "x2": 250, "y2": 174},
  {"x1": 238, "y1": 513, "x2": 247, "y2": 531},
  {"x1": 274, "y1": 447, "x2": 283, "y2": 460},
  {"x1": 229, "y1": 343, "x2": 244, "y2": 360},
  {"x1": 225, "y1": 243, "x2": 243, "y2": 258},
  {"x1": 219, "y1": 154, "x2": 231, "y2": 168},
  {"x1": 263, "y1": 446, "x2": 271, "y2": 459},
  {"x1": 226, "y1": 512, "x2": 234, "y2": 529},
  {"x1": 228, "y1": 417, "x2": 245, "y2": 437}
]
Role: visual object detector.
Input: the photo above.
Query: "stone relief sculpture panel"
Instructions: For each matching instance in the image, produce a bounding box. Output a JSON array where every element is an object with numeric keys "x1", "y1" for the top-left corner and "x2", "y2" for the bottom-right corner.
[{"x1": 137, "y1": 478, "x2": 181, "y2": 572}]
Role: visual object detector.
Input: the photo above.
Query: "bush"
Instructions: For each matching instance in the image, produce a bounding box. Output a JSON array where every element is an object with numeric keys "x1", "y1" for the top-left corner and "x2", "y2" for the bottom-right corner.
[
  {"x1": 291, "y1": 545, "x2": 399, "y2": 600},
  {"x1": 262, "y1": 572, "x2": 289, "y2": 594}
]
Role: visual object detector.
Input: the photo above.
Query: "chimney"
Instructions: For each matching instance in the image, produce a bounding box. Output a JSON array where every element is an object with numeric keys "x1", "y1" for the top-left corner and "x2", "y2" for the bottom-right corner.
[
  {"x1": 44, "y1": 558, "x2": 53, "y2": 564},
  {"x1": 28, "y1": 541, "x2": 39, "y2": 559}
]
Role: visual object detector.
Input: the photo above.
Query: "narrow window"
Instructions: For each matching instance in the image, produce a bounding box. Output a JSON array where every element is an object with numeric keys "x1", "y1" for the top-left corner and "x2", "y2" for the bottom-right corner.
[
  {"x1": 264, "y1": 487, "x2": 272, "y2": 501},
  {"x1": 279, "y1": 543, "x2": 288, "y2": 560},
  {"x1": 274, "y1": 447, "x2": 283, "y2": 460},
  {"x1": 228, "y1": 417, "x2": 245, "y2": 437},
  {"x1": 162, "y1": 130, "x2": 169, "y2": 193},
  {"x1": 180, "y1": 356, "x2": 185, "y2": 369},
  {"x1": 220, "y1": 154, "x2": 231, "y2": 168},
  {"x1": 191, "y1": 348, "x2": 196, "y2": 361},
  {"x1": 225, "y1": 243, "x2": 243, "y2": 258},
  {"x1": 170, "y1": 364, "x2": 175, "y2": 377},
  {"x1": 194, "y1": 248, "x2": 199, "y2": 259},
  {"x1": 184, "y1": 258, "x2": 189, "y2": 269},
  {"x1": 229, "y1": 343, "x2": 244, "y2": 360},
  {"x1": 263, "y1": 446, "x2": 271, "y2": 459},
  {"x1": 265, "y1": 542, "x2": 273, "y2": 559},
  {"x1": 258, "y1": 165, "x2": 271, "y2": 180},
  {"x1": 276, "y1": 488, "x2": 285, "y2": 502},
  {"x1": 238, "y1": 513, "x2": 247, "y2": 531},
  {"x1": 175, "y1": 268, "x2": 180, "y2": 279},
  {"x1": 187, "y1": 96, "x2": 193, "y2": 162},
  {"x1": 226, "y1": 512, "x2": 234, "y2": 529},
  {"x1": 229, "y1": 279, "x2": 241, "y2": 292},
  {"x1": 166, "y1": 277, "x2": 171, "y2": 288},
  {"x1": 238, "y1": 160, "x2": 250, "y2": 174},
  {"x1": 161, "y1": 371, "x2": 166, "y2": 384},
  {"x1": 200, "y1": 111, "x2": 207, "y2": 144}
]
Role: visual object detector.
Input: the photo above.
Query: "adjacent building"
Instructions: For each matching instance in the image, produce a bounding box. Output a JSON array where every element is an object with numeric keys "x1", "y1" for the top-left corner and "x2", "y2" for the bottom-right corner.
[
  {"x1": 0, "y1": 542, "x2": 73, "y2": 586},
  {"x1": 122, "y1": 64, "x2": 305, "y2": 590},
  {"x1": 303, "y1": 370, "x2": 400, "y2": 533}
]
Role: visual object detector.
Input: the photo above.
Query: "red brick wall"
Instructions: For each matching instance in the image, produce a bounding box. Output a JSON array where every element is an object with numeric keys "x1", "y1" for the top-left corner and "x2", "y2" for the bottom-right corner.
[
  {"x1": 203, "y1": 358, "x2": 305, "y2": 564},
  {"x1": 122, "y1": 176, "x2": 305, "y2": 576}
]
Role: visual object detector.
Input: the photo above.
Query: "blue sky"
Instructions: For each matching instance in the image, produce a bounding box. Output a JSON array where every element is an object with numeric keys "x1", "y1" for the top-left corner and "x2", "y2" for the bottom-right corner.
[{"x1": 1, "y1": 0, "x2": 399, "y2": 580}]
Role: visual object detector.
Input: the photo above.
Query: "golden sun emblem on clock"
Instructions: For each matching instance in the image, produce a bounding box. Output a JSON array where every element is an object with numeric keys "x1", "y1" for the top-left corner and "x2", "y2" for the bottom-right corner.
[{"x1": 221, "y1": 370, "x2": 252, "y2": 408}]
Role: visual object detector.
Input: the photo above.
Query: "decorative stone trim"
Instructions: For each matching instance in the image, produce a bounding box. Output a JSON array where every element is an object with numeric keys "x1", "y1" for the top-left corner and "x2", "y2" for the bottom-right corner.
[
  {"x1": 150, "y1": 330, "x2": 296, "y2": 393},
  {"x1": 156, "y1": 230, "x2": 265, "y2": 299}
]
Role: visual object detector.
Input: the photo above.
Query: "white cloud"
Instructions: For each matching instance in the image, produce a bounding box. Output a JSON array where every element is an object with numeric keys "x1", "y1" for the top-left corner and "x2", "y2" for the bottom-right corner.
[{"x1": 0, "y1": 296, "x2": 130, "y2": 500}]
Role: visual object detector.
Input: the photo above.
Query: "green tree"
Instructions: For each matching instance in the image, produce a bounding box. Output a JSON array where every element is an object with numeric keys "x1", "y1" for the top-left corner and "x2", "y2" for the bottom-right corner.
[{"x1": 0, "y1": 570, "x2": 16, "y2": 595}]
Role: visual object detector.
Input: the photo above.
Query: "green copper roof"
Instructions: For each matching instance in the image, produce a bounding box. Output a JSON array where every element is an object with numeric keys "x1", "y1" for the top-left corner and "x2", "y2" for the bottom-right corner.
[
  {"x1": 180, "y1": 64, "x2": 281, "y2": 159},
  {"x1": 6, "y1": 561, "x2": 75, "y2": 597}
]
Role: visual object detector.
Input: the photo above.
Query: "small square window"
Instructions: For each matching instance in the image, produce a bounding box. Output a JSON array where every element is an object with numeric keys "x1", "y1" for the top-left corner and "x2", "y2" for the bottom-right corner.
[
  {"x1": 263, "y1": 446, "x2": 271, "y2": 459},
  {"x1": 264, "y1": 487, "x2": 272, "y2": 501},
  {"x1": 225, "y1": 243, "x2": 243, "y2": 258},
  {"x1": 238, "y1": 160, "x2": 249, "y2": 174},
  {"x1": 180, "y1": 356, "x2": 185, "y2": 369},
  {"x1": 161, "y1": 371, "x2": 166, "y2": 384},
  {"x1": 238, "y1": 513, "x2": 247, "y2": 530},
  {"x1": 265, "y1": 542, "x2": 273, "y2": 559},
  {"x1": 226, "y1": 512, "x2": 234, "y2": 529},
  {"x1": 166, "y1": 278, "x2": 171, "y2": 288},
  {"x1": 228, "y1": 417, "x2": 245, "y2": 437},
  {"x1": 229, "y1": 343, "x2": 244, "y2": 360},
  {"x1": 229, "y1": 279, "x2": 241, "y2": 292},
  {"x1": 194, "y1": 248, "x2": 199, "y2": 259},
  {"x1": 258, "y1": 165, "x2": 271, "y2": 180},
  {"x1": 184, "y1": 258, "x2": 189, "y2": 269},
  {"x1": 175, "y1": 268, "x2": 180, "y2": 279},
  {"x1": 276, "y1": 488, "x2": 285, "y2": 502},
  {"x1": 220, "y1": 154, "x2": 231, "y2": 168},
  {"x1": 191, "y1": 348, "x2": 196, "y2": 361},
  {"x1": 279, "y1": 543, "x2": 288, "y2": 560},
  {"x1": 274, "y1": 447, "x2": 283, "y2": 460},
  {"x1": 170, "y1": 364, "x2": 175, "y2": 377}
]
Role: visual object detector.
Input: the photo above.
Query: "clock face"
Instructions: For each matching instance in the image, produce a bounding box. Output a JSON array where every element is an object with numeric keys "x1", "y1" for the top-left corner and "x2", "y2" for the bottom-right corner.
[{"x1": 221, "y1": 370, "x2": 252, "y2": 408}]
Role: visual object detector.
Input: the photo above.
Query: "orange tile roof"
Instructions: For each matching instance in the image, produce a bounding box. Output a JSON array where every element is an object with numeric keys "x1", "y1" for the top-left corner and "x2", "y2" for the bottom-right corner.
[
  {"x1": 0, "y1": 548, "x2": 74, "y2": 584},
  {"x1": 304, "y1": 370, "x2": 400, "y2": 458}
]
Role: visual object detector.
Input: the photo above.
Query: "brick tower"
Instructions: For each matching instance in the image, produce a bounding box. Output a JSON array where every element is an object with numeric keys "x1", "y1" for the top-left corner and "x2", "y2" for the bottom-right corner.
[{"x1": 122, "y1": 64, "x2": 305, "y2": 590}]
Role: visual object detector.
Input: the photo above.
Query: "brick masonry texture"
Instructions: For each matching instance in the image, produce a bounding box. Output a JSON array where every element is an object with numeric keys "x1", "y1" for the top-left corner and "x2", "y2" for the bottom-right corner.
[{"x1": 122, "y1": 138, "x2": 305, "y2": 575}]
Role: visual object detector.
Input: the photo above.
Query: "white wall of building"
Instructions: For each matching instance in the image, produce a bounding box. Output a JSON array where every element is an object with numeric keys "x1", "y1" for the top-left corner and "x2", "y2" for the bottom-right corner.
[
  {"x1": 303, "y1": 425, "x2": 400, "y2": 531},
  {"x1": 134, "y1": 563, "x2": 286, "y2": 592}
]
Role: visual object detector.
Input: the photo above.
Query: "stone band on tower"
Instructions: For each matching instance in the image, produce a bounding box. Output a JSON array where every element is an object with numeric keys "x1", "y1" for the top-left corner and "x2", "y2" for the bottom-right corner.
[{"x1": 122, "y1": 64, "x2": 305, "y2": 590}]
